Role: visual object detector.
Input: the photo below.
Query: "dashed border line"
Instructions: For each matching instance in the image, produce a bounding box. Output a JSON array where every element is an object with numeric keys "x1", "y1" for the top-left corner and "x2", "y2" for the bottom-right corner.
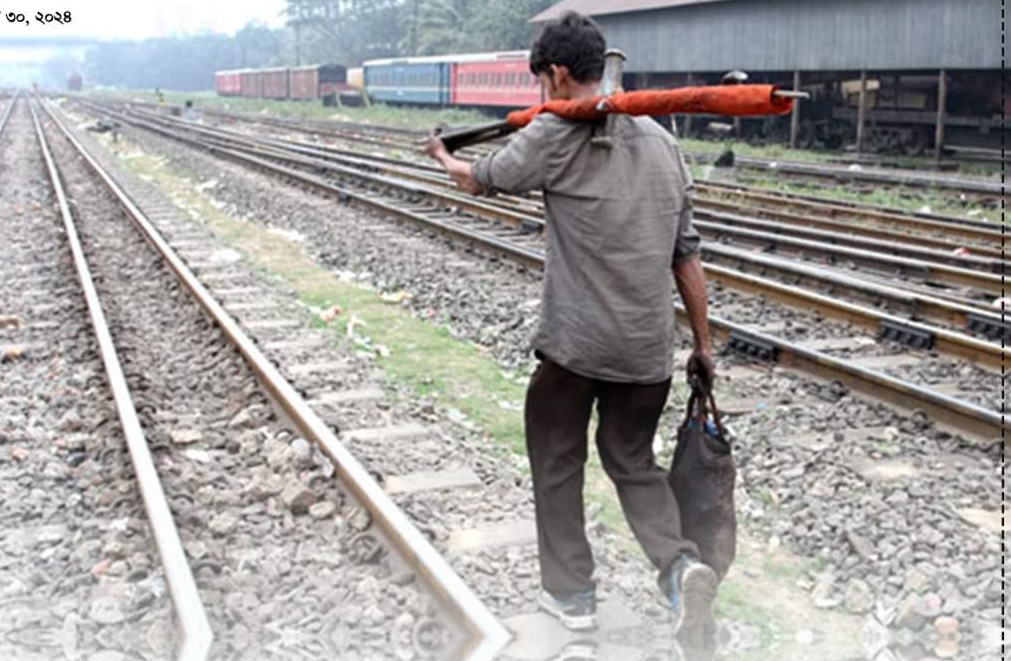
[{"x1": 1002, "y1": 1, "x2": 1006, "y2": 658}]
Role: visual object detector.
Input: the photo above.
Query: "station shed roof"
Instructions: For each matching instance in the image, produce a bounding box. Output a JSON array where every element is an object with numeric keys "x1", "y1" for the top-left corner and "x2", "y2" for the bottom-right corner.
[{"x1": 531, "y1": 0, "x2": 999, "y2": 72}]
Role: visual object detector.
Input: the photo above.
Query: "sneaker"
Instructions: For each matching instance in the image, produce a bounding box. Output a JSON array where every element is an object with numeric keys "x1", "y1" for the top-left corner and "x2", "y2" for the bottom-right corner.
[
  {"x1": 666, "y1": 556, "x2": 718, "y2": 642},
  {"x1": 537, "y1": 589, "x2": 597, "y2": 631},
  {"x1": 554, "y1": 639, "x2": 598, "y2": 661}
]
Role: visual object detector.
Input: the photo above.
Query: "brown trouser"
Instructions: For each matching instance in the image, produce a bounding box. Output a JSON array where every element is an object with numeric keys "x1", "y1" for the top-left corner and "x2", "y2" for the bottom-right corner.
[{"x1": 525, "y1": 354, "x2": 699, "y2": 596}]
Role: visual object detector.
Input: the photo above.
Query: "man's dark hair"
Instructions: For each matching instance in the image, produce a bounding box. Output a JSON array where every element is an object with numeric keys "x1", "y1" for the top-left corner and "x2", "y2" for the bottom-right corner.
[{"x1": 529, "y1": 11, "x2": 606, "y2": 83}]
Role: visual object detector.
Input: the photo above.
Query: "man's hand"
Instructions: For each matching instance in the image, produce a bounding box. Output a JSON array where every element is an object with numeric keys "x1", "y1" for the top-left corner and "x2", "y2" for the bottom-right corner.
[
  {"x1": 686, "y1": 348, "x2": 716, "y2": 391},
  {"x1": 425, "y1": 132, "x2": 449, "y2": 162},
  {"x1": 424, "y1": 131, "x2": 483, "y2": 195}
]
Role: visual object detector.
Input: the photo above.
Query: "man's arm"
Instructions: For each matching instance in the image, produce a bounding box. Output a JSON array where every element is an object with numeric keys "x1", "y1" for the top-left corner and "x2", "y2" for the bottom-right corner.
[
  {"x1": 425, "y1": 116, "x2": 554, "y2": 196},
  {"x1": 673, "y1": 255, "x2": 711, "y2": 351},
  {"x1": 426, "y1": 135, "x2": 482, "y2": 195},
  {"x1": 673, "y1": 255, "x2": 716, "y2": 388}
]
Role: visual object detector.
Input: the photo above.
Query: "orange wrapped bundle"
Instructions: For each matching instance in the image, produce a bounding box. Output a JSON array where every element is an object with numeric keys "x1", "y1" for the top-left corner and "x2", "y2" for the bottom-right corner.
[{"x1": 506, "y1": 84, "x2": 792, "y2": 127}]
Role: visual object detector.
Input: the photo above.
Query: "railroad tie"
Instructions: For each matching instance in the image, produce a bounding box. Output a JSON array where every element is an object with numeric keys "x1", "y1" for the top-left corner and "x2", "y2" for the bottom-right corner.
[
  {"x1": 446, "y1": 520, "x2": 538, "y2": 553},
  {"x1": 309, "y1": 387, "x2": 384, "y2": 405},
  {"x1": 384, "y1": 468, "x2": 482, "y2": 495}
]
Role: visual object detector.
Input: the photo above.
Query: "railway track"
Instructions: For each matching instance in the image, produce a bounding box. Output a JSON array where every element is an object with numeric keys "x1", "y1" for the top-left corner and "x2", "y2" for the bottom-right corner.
[
  {"x1": 47, "y1": 95, "x2": 1006, "y2": 660},
  {"x1": 694, "y1": 153, "x2": 1006, "y2": 207},
  {"x1": 136, "y1": 100, "x2": 1003, "y2": 253},
  {"x1": 82, "y1": 103, "x2": 1005, "y2": 297},
  {"x1": 74, "y1": 98, "x2": 1005, "y2": 443},
  {"x1": 45, "y1": 95, "x2": 1004, "y2": 661},
  {"x1": 23, "y1": 96, "x2": 509, "y2": 660},
  {"x1": 169, "y1": 101, "x2": 1009, "y2": 209}
]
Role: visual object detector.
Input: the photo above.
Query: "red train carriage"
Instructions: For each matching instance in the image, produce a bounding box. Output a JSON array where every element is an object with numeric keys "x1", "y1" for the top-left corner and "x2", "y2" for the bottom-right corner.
[
  {"x1": 214, "y1": 70, "x2": 242, "y2": 96},
  {"x1": 290, "y1": 64, "x2": 349, "y2": 101},
  {"x1": 451, "y1": 52, "x2": 543, "y2": 108},
  {"x1": 240, "y1": 70, "x2": 263, "y2": 98},
  {"x1": 261, "y1": 67, "x2": 290, "y2": 99}
]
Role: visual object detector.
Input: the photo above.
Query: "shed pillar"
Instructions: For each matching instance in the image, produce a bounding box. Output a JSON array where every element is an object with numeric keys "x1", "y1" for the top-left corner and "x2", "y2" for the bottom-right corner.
[
  {"x1": 683, "y1": 73, "x2": 693, "y2": 138},
  {"x1": 855, "y1": 69, "x2": 868, "y2": 153},
  {"x1": 934, "y1": 69, "x2": 947, "y2": 160},
  {"x1": 789, "y1": 70, "x2": 801, "y2": 149}
]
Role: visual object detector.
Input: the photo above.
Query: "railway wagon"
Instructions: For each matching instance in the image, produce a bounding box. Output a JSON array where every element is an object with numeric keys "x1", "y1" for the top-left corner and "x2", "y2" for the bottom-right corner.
[
  {"x1": 289, "y1": 64, "x2": 349, "y2": 101},
  {"x1": 363, "y1": 56, "x2": 451, "y2": 105},
  {"x1": 214, "y1": 70, "x2": 242, "y2": 96},
  {"x1": 261, "y1": 67, "x2": 290, "y2": 100},
  {"x1": 240, "y1": 70, "x2": 263, "y2": 98},
  {"x1": 451, "y1": 52, "x2": 542, "y2": 108}
]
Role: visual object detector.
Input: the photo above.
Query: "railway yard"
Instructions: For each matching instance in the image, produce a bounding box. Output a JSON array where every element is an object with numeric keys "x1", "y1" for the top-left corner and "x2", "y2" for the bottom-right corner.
[{"x1": 0, "y1": 84, "x2": 1005, "y2": 661}]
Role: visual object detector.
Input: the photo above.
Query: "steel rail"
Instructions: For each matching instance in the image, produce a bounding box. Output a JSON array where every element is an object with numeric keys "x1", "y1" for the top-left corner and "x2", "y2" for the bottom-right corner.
[
  {"x1": 716, "y1": 154, "x2": 1007, "y2": 197},
  {"x1": 189, "y1": 102, "x2": 1007, "y2": 223},
  {"x1": 42, "y1": 99, "x2": 511, "y2": 661},
  {"x1": 704, "y1": 242, "x2": 1004, "y2": 332},
  {"x1": 180, "y1": 104, "x2": 1002, "y2": 200},
  {"x1": 199, "y1": 116, "x2": 1005, "y2": 263},
  {"x1": 693, "y1": 202, "x2": 1002, "y2": 262},
  {"x1": 224, "y1": 118, "x2": 1000, "y2": 252},
  {"x1": 0, "y1": 90, "x2": 17, "y2": 138},
  {"x1": 116, "y1": 107, "x2": 547, "y2": 232},
  {"x1": 111, "y1": 98, "x2": 1003, "y2": 238},
  {"x1": 242, "y1": 155, "x2": 1007, "y2": 438},
  {"x1": 129, "y1": 107, "x2": 1005, "y2": 273},
  {"x1": 697, "y1": 180, "x2": 1002, "y2": 242},
  {"x1": 261, "y1": 132, "x2": 1003, "y2": 263},
  {"x1": 692, "y1": 221, "x2": 1001, "y2": 296},
  {"x1": 90, "y1": 99, "x2": 1002, "y2": 250},
  {"x1": 30, "y1": 100, "x2": 214, "y2": 661},
  {"x1": 702, "y1": 256, "x2": 1005, "y2": 369},
  {"x1": 119, "y1": 109, "x2": 1003, "y2": 295},
  {"x1": 72, "y1": 99, "x2": 1004, "y2": 439},
  {"x1": 189, "y1": 126, "x2": 1006, "y2": 300},
  {"x1": 100, "y1": 104, "x2": 1009, "y2": 361}
]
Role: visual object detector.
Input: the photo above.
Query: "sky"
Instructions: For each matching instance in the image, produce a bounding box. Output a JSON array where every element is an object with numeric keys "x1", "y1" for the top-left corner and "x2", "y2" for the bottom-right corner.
[{"x1": 0, "y1": 0, "x2": 287, "y2": 40}]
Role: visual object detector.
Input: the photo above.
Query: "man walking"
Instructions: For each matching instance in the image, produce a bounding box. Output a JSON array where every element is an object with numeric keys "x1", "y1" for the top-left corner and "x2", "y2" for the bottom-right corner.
[{"x1": 426, "y1": 11, "x2": 719, "y2": 639}]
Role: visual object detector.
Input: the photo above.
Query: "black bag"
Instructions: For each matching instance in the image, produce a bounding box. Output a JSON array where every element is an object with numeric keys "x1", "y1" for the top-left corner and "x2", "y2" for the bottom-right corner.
[{"x1": 668, "y1": 383, "x2": 737, "y2": 582}]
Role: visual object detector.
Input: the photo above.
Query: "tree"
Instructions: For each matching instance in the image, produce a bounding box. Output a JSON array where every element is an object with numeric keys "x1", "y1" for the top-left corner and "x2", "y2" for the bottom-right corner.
[
  {"x1": 82, "y1": 24, "x2": 284, "y2": 91},
  {"x1": 283, "y1": 0, "x2": 404, "y2": 64}
]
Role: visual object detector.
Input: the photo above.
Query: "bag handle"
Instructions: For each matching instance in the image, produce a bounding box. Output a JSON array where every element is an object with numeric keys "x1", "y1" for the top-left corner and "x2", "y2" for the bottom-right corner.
[{"x1": 681, "y1": 376, "x2": 727, "y2": 438}]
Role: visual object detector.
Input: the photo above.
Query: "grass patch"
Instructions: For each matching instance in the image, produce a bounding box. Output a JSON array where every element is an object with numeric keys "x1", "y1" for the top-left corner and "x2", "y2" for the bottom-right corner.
[
  {"x1": 680, "y1": 137, "x2": 838, "y2": 165},
  {"x1": 121, "y1": 150, "x2": 529, "y2": 457},
  {"x1": 680, "y1": 136, "x2": 1002, "y2": 178},
  {"x1": 84, "y1": 88, "x2": 488, "y2": 131}
]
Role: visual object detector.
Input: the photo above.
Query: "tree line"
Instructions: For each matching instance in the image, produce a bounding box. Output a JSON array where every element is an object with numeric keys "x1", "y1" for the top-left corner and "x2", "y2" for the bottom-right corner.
[{"x1": 70, "y1": 0, "x2": 555, "y2": 91}]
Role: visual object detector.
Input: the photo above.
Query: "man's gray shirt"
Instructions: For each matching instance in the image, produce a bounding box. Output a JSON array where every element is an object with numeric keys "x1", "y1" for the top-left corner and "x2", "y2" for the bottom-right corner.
[{"x1": 472, "y1": 113, "x2": 701, "y2": 384}]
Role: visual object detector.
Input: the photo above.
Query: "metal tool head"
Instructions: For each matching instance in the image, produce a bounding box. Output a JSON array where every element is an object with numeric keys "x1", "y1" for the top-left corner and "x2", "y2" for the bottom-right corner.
[
  {"x1": 721, "y1": 70, "x2": 749, "y2": 85},
  {"x1": 600, "y1": 48, "x2": 627, "y2": 96}
]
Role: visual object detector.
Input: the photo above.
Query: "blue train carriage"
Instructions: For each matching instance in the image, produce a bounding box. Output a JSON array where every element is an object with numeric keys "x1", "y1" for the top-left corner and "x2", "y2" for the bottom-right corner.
[{"x1": 363, "y1": 55, "x2": 452, "y2": 106}]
